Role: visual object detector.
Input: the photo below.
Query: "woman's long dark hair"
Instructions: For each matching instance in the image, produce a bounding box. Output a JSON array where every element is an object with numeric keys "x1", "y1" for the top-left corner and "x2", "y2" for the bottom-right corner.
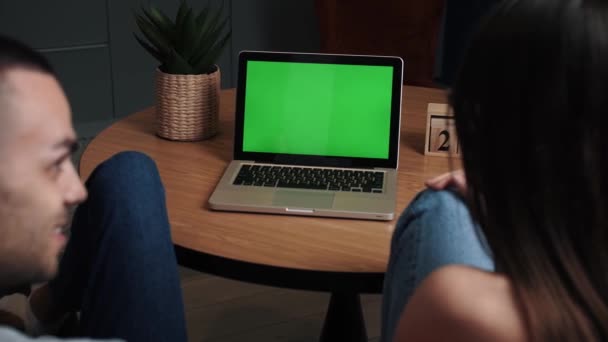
[{"x1": 451, "y1": 0, "x2": 608, "y2": 340}]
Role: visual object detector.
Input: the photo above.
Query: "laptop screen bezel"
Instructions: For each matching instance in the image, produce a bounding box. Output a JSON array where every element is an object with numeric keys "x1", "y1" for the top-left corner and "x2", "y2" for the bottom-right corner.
[{"x1": 233, "y1": 51, "x2": 404, "y2": 169}]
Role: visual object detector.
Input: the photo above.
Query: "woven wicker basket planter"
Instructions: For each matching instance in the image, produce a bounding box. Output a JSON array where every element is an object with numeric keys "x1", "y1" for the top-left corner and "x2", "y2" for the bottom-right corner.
[{"x1": 155, "y1": 66, "x2": 220, "y2": 141}]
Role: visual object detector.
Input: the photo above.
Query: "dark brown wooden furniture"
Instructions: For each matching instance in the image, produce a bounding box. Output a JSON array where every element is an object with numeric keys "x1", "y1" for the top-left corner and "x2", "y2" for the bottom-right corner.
[{"x1": 315, "y1": 0, "x2": 446, "y2": 87}]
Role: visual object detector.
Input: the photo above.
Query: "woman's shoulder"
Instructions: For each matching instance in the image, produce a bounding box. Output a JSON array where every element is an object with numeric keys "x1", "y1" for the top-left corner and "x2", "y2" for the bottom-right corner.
[{"x1": 394, "y1": 265, "x2": 528, "y2": 342}]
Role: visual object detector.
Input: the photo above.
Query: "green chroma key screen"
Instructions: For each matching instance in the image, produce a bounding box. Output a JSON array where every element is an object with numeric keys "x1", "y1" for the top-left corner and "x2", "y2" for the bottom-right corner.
[{"x1": 242, "y1": 61, "x2": 394, "y2": 159}]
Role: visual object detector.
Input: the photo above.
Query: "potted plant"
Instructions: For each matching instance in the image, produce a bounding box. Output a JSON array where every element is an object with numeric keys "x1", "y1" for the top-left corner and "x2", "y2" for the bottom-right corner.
[{"x1": 133, "y1": 0, "x2": 231, "y2": 141}]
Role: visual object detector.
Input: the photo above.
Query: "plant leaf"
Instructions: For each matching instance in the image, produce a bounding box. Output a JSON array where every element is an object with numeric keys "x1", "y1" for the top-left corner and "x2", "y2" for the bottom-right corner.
[
  {"x1": 187, "y1": 6, "x2": 213, "y2": 64},
  {"x1": 190, "y1": 18, "x2": 230, "y2": 65},
  {"x1": 204, "y1": 2, "x2": 227, "y2": 40},
  {"x1": 134, "y1": 14, "x2": 172, "y2": 56},
  {"x1": 174, "y1": 7, "x2": 193, "y2": 54},
  {"x1": 180, "y1": 8, "x2": 197, "y2": 60},
  {"x1": 189, "y1": 4, "x2": 230, "y2": 66},
  {"x1": 132, "y1": 0, "x2": 230, "y2": 75},
  {"x1": 195, "y1": 5, "x2": 210, "y2": 26},
  {"x1": 165, "y1": 49, "x2": 194, "y2": 74},
  {"x1": 133, "y1": 33, "x2": 165, "y2": 63},
  {"x1": 191, "y1": 4, "x2": 212, "y2": 47},
  {"x1": 193, "y1": 30, "x2": 231, "y2": 74},
  {"x1": 175, "y1": 0, "x2": 189, "y2": 28},
  {"x1": 144, "y1": 5, "x2": 174, "y2": 37}
]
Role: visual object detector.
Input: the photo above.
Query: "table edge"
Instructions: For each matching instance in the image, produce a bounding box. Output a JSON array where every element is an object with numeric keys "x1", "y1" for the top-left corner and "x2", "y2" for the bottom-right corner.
[{"x1": 175, "y1": 244, "x2": 384, "y2": 294}]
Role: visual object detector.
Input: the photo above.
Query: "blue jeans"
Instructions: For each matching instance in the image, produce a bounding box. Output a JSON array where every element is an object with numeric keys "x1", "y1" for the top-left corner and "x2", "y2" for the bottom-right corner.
[
  {"x1": 49, "y1": 152, "x2": 187, "y2": 341},
  {"x1": 380, "y1": 190, "x2": 494, "y2": 342}
]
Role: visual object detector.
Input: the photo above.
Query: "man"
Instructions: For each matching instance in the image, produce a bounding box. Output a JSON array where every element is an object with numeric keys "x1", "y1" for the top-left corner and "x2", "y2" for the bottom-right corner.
[{"x1": 0, "y1": 35, "x2": 187, "y2": 341}]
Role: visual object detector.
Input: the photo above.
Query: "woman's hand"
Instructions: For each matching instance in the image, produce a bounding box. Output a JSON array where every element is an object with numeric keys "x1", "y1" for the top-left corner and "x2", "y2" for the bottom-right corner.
[
  {"x1": 425, "y1": 170, "x2": 467, "y2": 197},
  {"x1": 0, "y1": 307, "x2": 25, "y2": 332}
]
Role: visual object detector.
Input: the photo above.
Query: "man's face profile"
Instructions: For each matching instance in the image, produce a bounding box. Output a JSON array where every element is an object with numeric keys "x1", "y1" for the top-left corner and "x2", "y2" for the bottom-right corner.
[{"x1": 0, "y1": 67, "x2": 87, "y2": 290}]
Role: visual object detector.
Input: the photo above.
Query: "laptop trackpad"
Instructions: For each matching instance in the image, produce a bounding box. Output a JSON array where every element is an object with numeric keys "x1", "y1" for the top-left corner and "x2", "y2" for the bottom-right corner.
[{"x1": 273, "y1": 190, "x2": 334, "y2": 209}]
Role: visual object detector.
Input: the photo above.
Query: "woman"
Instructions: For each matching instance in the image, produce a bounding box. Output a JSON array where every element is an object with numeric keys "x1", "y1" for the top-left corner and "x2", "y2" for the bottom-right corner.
[{"x1": 382, "y1": 0, "x2": 608, "y2": 340}]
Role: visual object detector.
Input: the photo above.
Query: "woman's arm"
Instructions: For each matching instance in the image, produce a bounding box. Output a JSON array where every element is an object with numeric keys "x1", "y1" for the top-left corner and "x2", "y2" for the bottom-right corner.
[{"x1": 394, "y1": 265, "x2": 527, "y2": 342}]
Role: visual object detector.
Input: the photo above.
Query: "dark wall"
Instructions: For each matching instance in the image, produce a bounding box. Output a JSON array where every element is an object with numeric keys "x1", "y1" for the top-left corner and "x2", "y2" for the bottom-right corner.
[{"x1": 0, "y1": 0, "x2": 320, "y2": 136}]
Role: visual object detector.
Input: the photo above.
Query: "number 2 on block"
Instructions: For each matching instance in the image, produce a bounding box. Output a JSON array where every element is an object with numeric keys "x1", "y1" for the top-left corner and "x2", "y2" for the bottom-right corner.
[
  {"x1": 424, "y1": 115, "x2": 459, "y2": 156},
  {"x1": 424, "y1": 104, "x2": 460, "y2": 157},
  {"x1": 438, "y1": 130, "x2": 450, "y2": 151}
]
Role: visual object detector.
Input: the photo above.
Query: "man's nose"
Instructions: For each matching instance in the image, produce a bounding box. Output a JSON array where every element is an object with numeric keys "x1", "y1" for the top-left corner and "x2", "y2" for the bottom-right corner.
[
  {"x1": 66, "y1": 179, "x2": 88, "y2": 205},
  {"x1": 64, "y1": 164, "x2": 88, "y2": 205}
]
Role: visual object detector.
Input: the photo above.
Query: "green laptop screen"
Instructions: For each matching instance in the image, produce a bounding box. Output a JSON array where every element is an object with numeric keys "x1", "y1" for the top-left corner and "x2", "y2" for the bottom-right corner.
[{"x1": 242, "y1": 61, "x2": 394, "y2": 159}]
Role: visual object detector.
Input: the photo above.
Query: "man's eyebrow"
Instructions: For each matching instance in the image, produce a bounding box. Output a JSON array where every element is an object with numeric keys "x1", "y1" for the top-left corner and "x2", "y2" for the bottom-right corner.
[{"x1": 52, "y1": 138, "x2": 79, "y2": 154}]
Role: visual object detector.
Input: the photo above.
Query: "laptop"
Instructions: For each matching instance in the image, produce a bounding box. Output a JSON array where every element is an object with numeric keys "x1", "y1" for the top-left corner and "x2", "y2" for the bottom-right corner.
[{"x1": 209, "y1": 51, "x2": 403, "y2": 220}]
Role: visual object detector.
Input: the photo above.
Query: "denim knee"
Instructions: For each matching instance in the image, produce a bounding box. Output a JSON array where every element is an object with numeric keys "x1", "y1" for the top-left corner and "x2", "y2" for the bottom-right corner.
[
  {"x1": 395, "y1": 189, "x2": 493, "y2": 271},
  {"x1": 409, "y1": 189, "x2": 466, "y2": 216},
  {"x1": 100, "y1": 150, "x2": 157, "y2": 170},
  {"x1": 84, "y1": 151, "x2": 167, "y2": 231},
  {"x1": 86, "y1": 151, "x2": 164, "y2": 201},
  {"x1": 90, "y1": 151, "x2": 160, "y2": 184},
  {"x1": 82, "y1": 151, "x2": 171, "y2": 247},
  {"x1": 392, "y1": 189, "x2": 466, "y2": 243},
  {"x1": 382, "y1": 189, "x2": 495, "y2": 342}
]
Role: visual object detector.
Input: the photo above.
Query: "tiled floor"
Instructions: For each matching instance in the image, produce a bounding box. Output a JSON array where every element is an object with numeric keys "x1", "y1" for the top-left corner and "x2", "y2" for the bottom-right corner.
[
  {"x1": 0, "y1": 268, "x2": 383, "y2": 342},
  {"x1": 179, "y1": 267, "x2": 382, "y2": 342}
]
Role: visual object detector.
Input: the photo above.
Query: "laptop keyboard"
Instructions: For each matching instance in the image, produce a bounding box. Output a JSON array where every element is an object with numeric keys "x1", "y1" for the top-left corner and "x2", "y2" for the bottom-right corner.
[{"x1": 232, "y1": 164, "x2": 384, "y2": 193}]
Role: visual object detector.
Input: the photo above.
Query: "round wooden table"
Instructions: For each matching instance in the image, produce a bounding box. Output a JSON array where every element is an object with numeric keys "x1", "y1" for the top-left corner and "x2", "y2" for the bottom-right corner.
[{"x1": 79, "y1": 86, "x2": 452, "y2": 341}]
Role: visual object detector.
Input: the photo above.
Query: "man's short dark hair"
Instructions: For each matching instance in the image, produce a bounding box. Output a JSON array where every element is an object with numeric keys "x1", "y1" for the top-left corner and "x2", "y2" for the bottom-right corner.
[{"x1": 0, "y1": 34, "x2": 54, "y2": 76}]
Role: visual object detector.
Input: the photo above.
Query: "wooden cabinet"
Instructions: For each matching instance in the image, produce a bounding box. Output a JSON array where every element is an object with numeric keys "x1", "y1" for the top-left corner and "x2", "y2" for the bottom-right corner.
[{"x1": 315, "y1": 0, "x2": 445, "y2": 87}]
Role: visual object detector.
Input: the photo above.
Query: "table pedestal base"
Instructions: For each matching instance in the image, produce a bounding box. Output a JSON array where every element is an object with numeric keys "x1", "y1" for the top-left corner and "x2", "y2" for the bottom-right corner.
[{"x1": 320, "y1": 292, "x2": 367, "y2": 342}]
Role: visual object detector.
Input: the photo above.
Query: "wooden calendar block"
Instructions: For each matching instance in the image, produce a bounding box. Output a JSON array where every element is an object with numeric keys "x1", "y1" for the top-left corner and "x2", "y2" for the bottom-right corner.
[{"x1": 424, "y1": 103, "x2": 460, "y2": 157}]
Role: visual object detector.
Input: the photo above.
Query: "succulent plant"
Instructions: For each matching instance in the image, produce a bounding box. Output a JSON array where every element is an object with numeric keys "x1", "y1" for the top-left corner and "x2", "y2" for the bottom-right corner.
[{"x1": 133, "y1": 0, "x2": 231, "y2": 75}]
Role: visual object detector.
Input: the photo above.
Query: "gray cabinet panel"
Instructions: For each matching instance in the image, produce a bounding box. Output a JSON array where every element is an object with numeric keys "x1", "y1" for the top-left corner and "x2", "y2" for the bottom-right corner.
[
  {"x1": 108, "y1": 0, "x2": 233, "y2": 118},
  {"x1": 231, "y1": 0, "x2": 320, "y2": 85},
  {"x1": 0, "y1": 0, "x2": 321, "y2": 130},
  {"x1": 43, "y1": 48, "x2": 113, "y2": 124},
  {"x1": 0, "y1": 0, "x2": 108, "y2": 49}
]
